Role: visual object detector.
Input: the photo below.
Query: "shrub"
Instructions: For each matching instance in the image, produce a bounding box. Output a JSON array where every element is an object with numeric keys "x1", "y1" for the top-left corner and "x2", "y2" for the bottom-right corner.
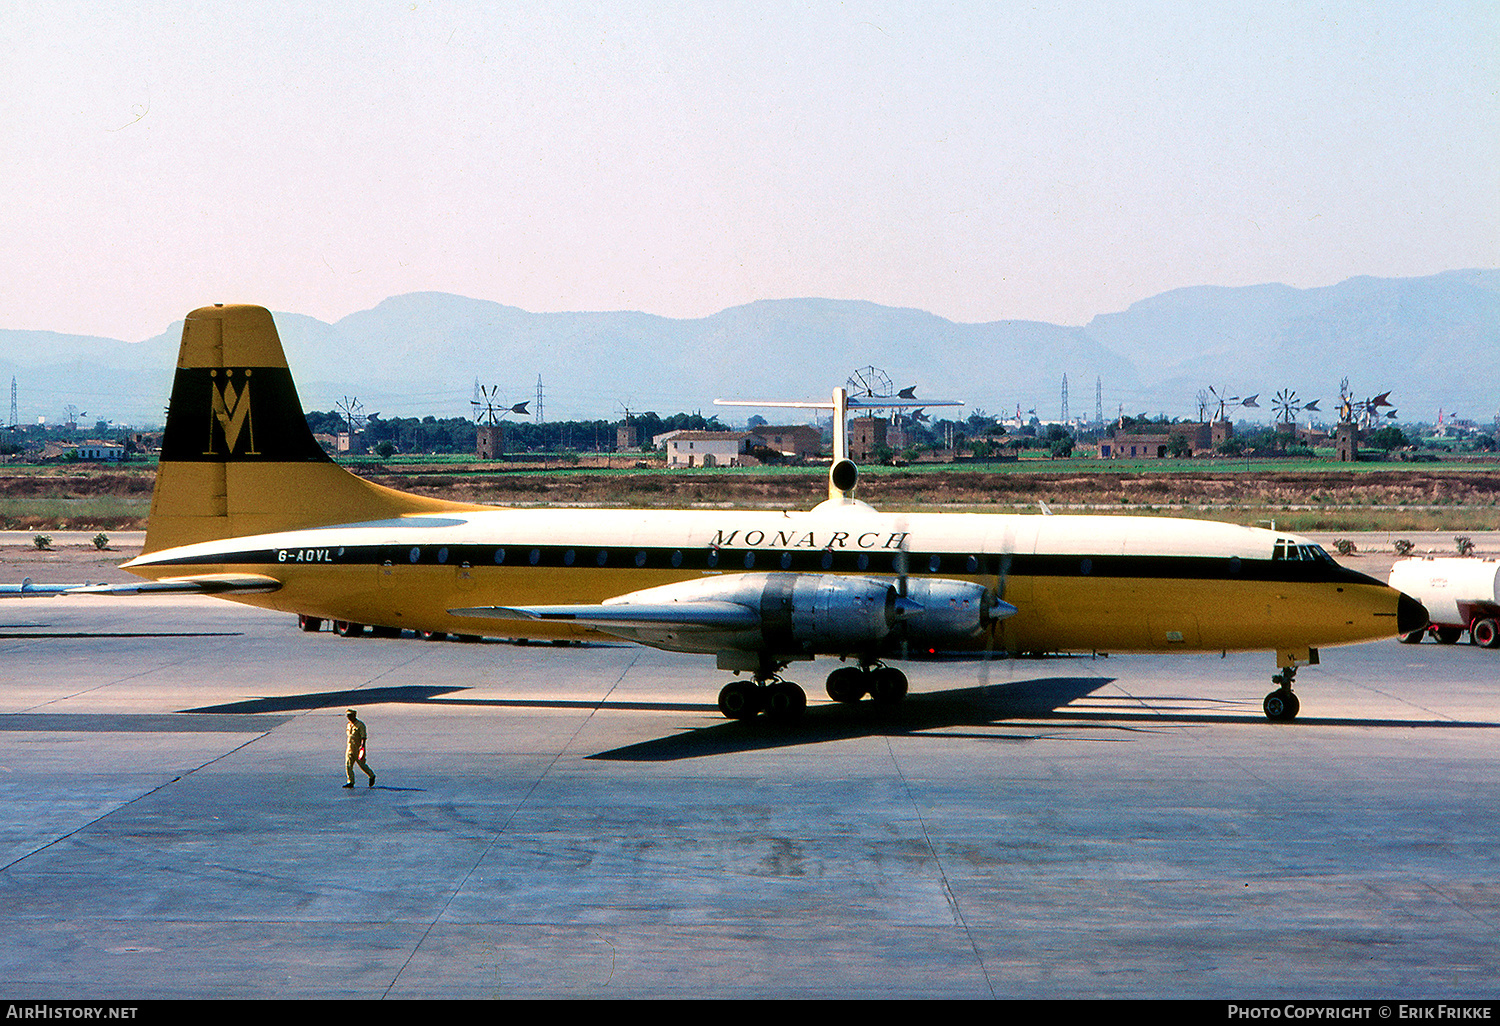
[
  {"x1": 92, "y1": 532, "x2": 109, "y2": 550},
  {"x1": 33, "y1": 534, "x2": 52, "y2": 551}
]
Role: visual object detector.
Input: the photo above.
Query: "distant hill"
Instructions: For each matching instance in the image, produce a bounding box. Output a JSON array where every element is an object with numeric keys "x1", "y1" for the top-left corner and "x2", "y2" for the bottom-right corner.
[
  {"x1": 3, "y1": 270, "x2": 1495, "y2": 428},
  {"x1": 1085, "y1": 269, "x2": 1500, "y2": 423}
]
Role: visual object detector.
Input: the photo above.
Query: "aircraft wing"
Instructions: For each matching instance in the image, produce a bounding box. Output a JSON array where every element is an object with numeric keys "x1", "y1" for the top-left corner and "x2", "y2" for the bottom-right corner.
[
  {"x1": 450, "y1": 601, "x2": 760, "y2": 632},
  {"x1": 0, "y1": 574, "x2": 282, "y2": 598}
]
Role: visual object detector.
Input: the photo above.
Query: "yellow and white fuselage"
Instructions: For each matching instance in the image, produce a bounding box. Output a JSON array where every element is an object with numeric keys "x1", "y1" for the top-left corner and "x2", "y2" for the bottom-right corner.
[
  {"x1": 34, "y1": 303, "x2": 1421, "y2": 723},
  {"x1": 125, "y1": 500, "x2": 1414, "y2": 665}
]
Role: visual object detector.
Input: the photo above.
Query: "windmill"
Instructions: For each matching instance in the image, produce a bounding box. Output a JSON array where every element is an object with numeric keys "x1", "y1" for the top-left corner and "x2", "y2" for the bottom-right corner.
[
  {"x1": 472, "y1": 385, "x2": 529, "y2": 458},
  {"x1": 1337, "y1": 379, "x2": 1396, "y2": 428},
  {"x1": 334, "y1": 396, "x2": 367, "y2": 455},
  {"x1": 472, "y1": 385, "x2": 528, "y2": 426},
  {"x1": 1207, "y1": 385, "x2": 1260, "y2": 422},
  {"x1": 846, "y1": 366, "x2": 894, "y2": 402},
  {"x1": 616, "y1": 403, "x2": 640, "y2": 451},
  {"x1": 1272, "y1": 389, "x2": 1321, "y2": 424}
]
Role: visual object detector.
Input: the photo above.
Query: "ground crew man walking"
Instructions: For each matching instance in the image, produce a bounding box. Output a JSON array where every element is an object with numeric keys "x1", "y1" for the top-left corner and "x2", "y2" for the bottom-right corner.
[{"x1": 343, "y1": 709, "x2": 376, "y2": 788}]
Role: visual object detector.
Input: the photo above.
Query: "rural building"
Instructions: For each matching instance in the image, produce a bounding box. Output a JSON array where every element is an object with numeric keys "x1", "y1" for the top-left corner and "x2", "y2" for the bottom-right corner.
[
  {"x1": 1099, "y1": 422, "x2": 1218, "y2": 459},
  {"x1": 665, "y1": 431, "x2": 762, "y2": 468},
  {"x1": 476, "y1": 424, "x2": 504, "y2": 458},
  {"x1": 1335, "y1": 423, "x2": 1359, "y2": 462},
  {"x1": 848, "y1": 416, "x2": 887, "y2": 460},
  {"x1": 754, "y1": 425, "x2": 823, "y2": 460},
  {"x1": 77, "y1": 441, "x2": 125, "y2": 461},
  {"x1": 42, "y1": 441, "x2": 125, "y2": 461}
]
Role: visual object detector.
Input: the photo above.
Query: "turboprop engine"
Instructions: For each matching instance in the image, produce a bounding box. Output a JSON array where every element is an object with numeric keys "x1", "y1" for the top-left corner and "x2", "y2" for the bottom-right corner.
[{"x1": 598, "y1": 572, "x2": 1015, "y2": 657}]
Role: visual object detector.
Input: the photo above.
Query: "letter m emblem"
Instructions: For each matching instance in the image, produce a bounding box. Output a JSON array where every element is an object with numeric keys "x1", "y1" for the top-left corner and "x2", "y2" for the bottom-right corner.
[{"x1": 205, "y1": 370, "x2": 259, "y2": 455}]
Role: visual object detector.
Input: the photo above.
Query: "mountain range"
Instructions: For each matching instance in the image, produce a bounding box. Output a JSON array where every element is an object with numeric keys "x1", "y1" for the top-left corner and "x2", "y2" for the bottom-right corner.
[{"x1": 3, "y1": 269, "x2": 1496, "y2": 429}]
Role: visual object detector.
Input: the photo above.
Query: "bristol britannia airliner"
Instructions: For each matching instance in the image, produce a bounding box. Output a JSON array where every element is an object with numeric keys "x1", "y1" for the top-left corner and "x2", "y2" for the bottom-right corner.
[{"x1": 6, "y1": 304, "x2": 1426, "y2": 722}]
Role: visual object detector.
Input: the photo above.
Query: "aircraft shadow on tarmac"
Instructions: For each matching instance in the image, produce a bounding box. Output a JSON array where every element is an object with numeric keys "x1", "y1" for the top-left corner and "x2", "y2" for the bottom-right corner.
[
  {"x1": 171, "y1": 676, "x2": 1498, "y2": 761},
  {"x1": 591, "y1": 675, "x2": 1124, "y2": 761},
  {"x1": 182, "y1": 684, "x2": 469, "y2": 714},
  {"x1": 588, "y1": 675, "x2": 1500, "y2": 762}
]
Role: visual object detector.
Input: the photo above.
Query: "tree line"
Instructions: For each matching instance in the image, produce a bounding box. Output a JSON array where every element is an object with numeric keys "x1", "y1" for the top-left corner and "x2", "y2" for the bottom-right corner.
[{"x1": 304, "y1": 409, "x2": 730, "y2": 455}]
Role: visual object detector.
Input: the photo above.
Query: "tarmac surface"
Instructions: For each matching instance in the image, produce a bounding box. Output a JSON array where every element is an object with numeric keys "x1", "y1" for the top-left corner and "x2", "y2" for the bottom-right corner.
[{"x1": 0, "y1": 535, "x2": 1498, "y2": 999}]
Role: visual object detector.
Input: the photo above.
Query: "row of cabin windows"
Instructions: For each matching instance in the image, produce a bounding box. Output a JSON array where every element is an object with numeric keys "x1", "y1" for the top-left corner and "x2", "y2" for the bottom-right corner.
[{"x1": 393, "y1": 546, "x2": 985, "y2": 574}]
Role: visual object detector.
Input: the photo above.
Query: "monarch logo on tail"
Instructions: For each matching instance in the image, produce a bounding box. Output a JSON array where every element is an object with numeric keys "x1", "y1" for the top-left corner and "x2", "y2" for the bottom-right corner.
[
  {"x1": 159, "y1": 364, "x2": 329, "y2": 464},
  {"x1": 206, "y1": 369, "x2": 259, "y2": 456}
]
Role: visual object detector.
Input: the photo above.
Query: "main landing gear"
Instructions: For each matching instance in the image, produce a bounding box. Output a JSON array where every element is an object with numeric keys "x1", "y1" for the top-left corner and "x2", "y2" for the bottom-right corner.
[
  {"x1": 716, "y1": 661, "x2": 911, "y2": 724},
  {"x1": 718, "y1": 677, "x2": 806, "y2": 723},
  {"x1": 1263, "y1": 665, "x2": 1301, "y2": 722},
  {"x1": 824, "y1": 663, "x2": 908, "y2": 706}
]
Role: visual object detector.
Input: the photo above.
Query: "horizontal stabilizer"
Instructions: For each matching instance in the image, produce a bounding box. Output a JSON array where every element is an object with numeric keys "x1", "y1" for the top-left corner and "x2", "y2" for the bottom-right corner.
[
  {"x1": 1, "y1": 574, "x2": 282, "y2": 598},
  {"x1": 450, "y1": 601, "x2": 760, "y2": 632}
]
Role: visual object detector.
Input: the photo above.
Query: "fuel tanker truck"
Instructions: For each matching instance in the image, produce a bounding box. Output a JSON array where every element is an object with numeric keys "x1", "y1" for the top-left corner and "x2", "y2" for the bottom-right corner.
[{"x1": 1388, "y1": 556, "x2": 1500, "y2": 647}]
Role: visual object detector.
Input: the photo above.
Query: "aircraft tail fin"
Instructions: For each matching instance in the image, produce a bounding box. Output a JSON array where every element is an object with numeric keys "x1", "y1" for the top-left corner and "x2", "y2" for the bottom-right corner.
[{"x1": 143, "y1": 304, "x2": 476, "y2": 554}]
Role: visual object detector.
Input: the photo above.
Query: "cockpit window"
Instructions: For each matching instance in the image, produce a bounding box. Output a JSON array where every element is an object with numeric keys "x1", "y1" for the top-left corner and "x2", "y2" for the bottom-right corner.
[{"x1": 1272, "y1": 539, "x2": 1333, "y2": 562}]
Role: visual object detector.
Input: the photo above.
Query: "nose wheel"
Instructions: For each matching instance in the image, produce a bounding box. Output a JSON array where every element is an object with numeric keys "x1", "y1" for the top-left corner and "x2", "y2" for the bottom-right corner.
[{"x1": 1263, "y1": 666, "x2": 1301, "y2": 722}]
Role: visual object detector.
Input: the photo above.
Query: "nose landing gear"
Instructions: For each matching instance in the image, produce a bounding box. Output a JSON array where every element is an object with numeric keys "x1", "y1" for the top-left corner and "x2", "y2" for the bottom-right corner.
[{"x1": 1263, "y1": 665, "x2": 1301, "y2": 721}]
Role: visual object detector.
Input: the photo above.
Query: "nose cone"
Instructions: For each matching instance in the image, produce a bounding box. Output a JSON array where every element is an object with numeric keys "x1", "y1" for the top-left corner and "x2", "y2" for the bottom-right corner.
[{"x1": 1397, "y1": 591, "x2": 1430, "y2": 636}]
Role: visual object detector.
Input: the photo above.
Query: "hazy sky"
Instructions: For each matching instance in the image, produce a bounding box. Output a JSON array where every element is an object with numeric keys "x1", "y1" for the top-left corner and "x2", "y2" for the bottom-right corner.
[{"x1": 4, "y1": 0, "x2": 1497, "y2": 342}]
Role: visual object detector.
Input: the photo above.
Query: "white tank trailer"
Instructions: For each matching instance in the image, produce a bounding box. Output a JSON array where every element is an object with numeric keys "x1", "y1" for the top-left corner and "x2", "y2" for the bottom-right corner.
[{"x1": 1388, "y1": 557, "x2": 1500, "y2": 647}]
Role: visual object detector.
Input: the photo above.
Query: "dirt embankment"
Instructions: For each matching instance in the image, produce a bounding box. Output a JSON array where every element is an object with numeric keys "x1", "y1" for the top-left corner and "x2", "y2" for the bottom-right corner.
[
  {"x1": 363, "y1": 467, "x2": 1500, "y2": 510},
  {"x1": 3, "y1": 465, "x2": 1500, "y2": 530}
]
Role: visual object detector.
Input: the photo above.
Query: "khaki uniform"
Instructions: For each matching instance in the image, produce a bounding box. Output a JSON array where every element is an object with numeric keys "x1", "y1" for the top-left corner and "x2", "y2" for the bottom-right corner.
[{"x1": 346, "y1": 714, "x2": 375, "y2": 785}]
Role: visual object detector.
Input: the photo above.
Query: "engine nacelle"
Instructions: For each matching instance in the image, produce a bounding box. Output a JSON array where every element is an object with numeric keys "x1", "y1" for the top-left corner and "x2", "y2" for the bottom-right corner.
[
  {"x1": 605, "y1": 572, "x2": 1003, "y2": 657},
  {"x1": 896, "y1": 577, "x2": 999, "y2": 648}
]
